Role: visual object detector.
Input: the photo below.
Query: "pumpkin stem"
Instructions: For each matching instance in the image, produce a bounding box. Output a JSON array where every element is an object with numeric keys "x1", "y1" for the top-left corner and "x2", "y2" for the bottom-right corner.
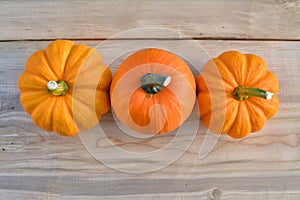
[
  {"x1": 233, "y1": 86, "x2": 274, "y2": 101},
  {"x1": 47, "y1": 80, "x2": 69, "y2": 96},
  {"x1": 141, "y1": 73, "x2": 171, "y2": 97}
]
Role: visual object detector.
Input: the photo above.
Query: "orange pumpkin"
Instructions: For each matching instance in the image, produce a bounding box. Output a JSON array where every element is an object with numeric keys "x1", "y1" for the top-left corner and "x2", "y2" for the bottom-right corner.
[
  {"x1": 110, "y1": 48, "x2": 196, "y2": 134},
  {"x1": 18, "y1": 40, "x2": 112, "y2": 136},
  {"x1": 196, "y1": 51, "x2": 279, "y2": 138}
]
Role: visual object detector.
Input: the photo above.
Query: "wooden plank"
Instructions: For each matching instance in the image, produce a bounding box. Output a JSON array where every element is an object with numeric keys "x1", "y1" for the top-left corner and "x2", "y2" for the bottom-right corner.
[
  {"x1": 0, "y1": 0, "x2": 300, "y2": 41},
  {"x1": 0, "y1": 176, "x2": 300, "y2": 199},
  {"x1": 1, "y1": 40, "x2": 300, "y2": 198}
]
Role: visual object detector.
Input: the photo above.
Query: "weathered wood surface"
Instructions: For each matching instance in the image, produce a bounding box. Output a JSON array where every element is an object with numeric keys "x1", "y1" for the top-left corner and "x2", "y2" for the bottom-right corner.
[
  {"x1": 1, "y1": 0, "x2": 300, "y2": 40},
  {"x1": 1, "y1": 40, "x2": 300, "y2": 199},
  {"x1": 1, "y1": 0, "x2": 300, "y2": 199}
]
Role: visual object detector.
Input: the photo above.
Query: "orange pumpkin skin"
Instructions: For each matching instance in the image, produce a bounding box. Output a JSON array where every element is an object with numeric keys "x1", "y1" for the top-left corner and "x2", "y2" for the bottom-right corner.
[
  {"x1": 196, "y1": 51, "x2": 279, "y2": 138},
  {"x1": 18, "y1": 40, "x2": 112, "y2": 136},
  {"x1": 110, "y1": 48, "x2": 196, "y2": 134}
]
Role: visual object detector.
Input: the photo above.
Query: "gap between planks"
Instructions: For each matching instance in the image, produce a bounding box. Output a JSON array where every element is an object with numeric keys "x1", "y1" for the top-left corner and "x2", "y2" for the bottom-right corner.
[{"x1": 1, "y1": 38, "x2": 300, "y2": 43}]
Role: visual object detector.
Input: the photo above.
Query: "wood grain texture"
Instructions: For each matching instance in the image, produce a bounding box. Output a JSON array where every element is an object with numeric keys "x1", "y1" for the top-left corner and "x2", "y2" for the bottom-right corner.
[
  {"x1": 1, "y1": 40, "x2": 300, "y2": 199},
  {"x1": 0, "y1": 0, "x2": 300, "y2": 41}
]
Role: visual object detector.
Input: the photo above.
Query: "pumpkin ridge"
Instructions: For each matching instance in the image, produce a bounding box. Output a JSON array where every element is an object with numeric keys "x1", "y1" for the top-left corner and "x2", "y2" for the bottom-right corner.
[
  {"x1": 214, "y1": 59, "x2": 238, "y2": 88},
  {"x1": 248, "y1": 71, "x2": 279, "y2": 93},
  {"x1": 218, "y1": 51, "x2": 246, "y2": 85},
  {"x1": 95, "y1": 90, "x2": 110, "y2": 115},
  {"x1": 18, "y1": 71, "x2": 47, "y2": 92},
  {"x1": 20, "y1": 91, "x2": 49, "y2": 114},
  {"x1": 73, "y1": 59, "x2": 107, "y2": 83},
  {"x1": 208, "y1": 94, "x2": 232, "y2": 115},
  {"x1": 62, "y1": 44, "x2": 79, "y2": 78},
  {"x1": 222, "y1": 99, "x2": 238, "y2": 133},
  {"x1": 62, "y1": 45, "x2": 92, "y2": 83},
  {"x1": 24, "y1": 71, "x2": 47, "y2": 85},
  {"x1": 69, "y1": 47, "x2": 94, "y2": 75},
  {"x1": 244, "y1": 69, "x2": 269, "y2": 88},
  {"x1": 31, "y1": 96, "x2": 56, "y2": 132},
  {"x1": 44, "y1": 40, "x2": 75, "y2": 80},
  {"x1": 248, "y1": 96, "x2": 279, "y2": 119},
  {"x1": 97, "y1": 68, "x2": 112, "y2": 91},
  {"x1": 156, "y1": 90, "x2": 182, "y2": 133},
  {"x1": 44, "y1": 49, "x2": 60, "y2": 80},
  {"x1": 244, "y1": 54, "x2": 268, "y2": 86},
  {"x1": 25, "y1": 50, "x2": 58, "y2": 81},
  {"x1": 128, "y1": 89, "x2": 152, "y2": 127},
  {"x1": 239, "y1": 102, "x2": 251, "y2": 138},
  {"x1": 201, "y1": 72, "x2": 234, "y2": 92},
  {"x1": 64, "y1": 94, "x2": 73, "y2": 117},
  {"x1": 53, "y1": 97, "x2": 78, "y2": 136},
  {"x1": 227, "y1": 102, "x2": 250, "y2": 138},
  {"x1": 71, "y1": 90, "x2": 101, "y2": 119},
  {"x1": 198, "y1": 93, "x2": 211, "y2": 118},
  {"x1": 202, "y1": 97, "x2": 236, "y2": 134},
  {"x1": 244, "y1": 100, "x2": 266, "y2": 132},
  {"x1": 226, "y1": 111, "x2": 239, "y2": 138},
  {"x1": 72, "y1": 95, "x2": 101, "y2": 130}
]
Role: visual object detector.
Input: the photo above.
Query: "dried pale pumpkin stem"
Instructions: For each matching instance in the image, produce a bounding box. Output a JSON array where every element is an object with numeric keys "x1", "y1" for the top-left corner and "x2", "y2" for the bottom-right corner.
[
  {"x1": 47, "y1": 80, "x2": 69, "y2": 96},
  {"x1": 233, "y1": 86, "x2": 274, "y2": 101},
  {"x1": 141, "y1": 73, "x2": 171, "y2": 97}
]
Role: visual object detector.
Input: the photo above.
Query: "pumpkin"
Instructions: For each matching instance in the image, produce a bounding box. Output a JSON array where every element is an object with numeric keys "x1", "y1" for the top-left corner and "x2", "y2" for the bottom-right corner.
[
  {"x1": 18, "y1": 40, "x2": 112, "y2": 136},
  {"x1": 110, "y1": 48, "x2": 196, "y2": 134},
  {"x1": 196, "y1": 51, "x2": 279, "y2": 138}
]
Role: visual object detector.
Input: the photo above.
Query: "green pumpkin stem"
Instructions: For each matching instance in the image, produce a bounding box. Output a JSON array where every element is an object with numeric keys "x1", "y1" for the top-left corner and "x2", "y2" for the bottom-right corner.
[
  {"x1": 47, "y1": 80, "x2": 69, "y2": 96},
  {"x1": 141, "y1": 73, "x2": 171, "y2": 97},
  {"x1": 233, "y1": 86, "x2": 274, "y2": 101}
]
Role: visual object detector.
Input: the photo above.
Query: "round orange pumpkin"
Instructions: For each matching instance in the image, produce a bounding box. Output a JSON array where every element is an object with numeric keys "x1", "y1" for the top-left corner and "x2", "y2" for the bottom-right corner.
[
  {"x1": 18, "y1": 40, "x2": 112, "y2": 136},
  {"x1": 110, "y1": 48, "x2": 196, "y2": 134},
  {"x1": 196, "y1": 51, "x2": 279, "y2": 138}
]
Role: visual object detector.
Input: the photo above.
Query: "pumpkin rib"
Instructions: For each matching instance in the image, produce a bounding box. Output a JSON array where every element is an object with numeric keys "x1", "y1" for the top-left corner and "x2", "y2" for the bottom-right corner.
[
  {"x1": 221, "y1": 98, "x2": 238, "y2": 133},
  {"x1": 200, "y1": 73, "x2": 233, "y2": 93},
  {"x1": 18, "y1": 71, "x2": 48, "y2": 92},
  {"x1": 201, "y1": 96, "x2": 236, "y2": 134},
  {"x1": 31, "y1": 96, "x2": 56, "y2": 132},
  {"x1": 25, "y1": 50, "x2": 58, "y2": 81},
  {"x1": 20, "y1": 91, "x2": 50, "y2": 114},
  {"x1": 63, "y1": 93, "x2": 73, "y2": 115},
  {"x1": 62, "y1": 44, "x2": 81, "y2": 78},
  {"x1": 95, "y1": 90, "x2": 110, "y2": 116},
  {"x1": 129, "y1": 90, "x2": 152, "y2": 127},
  {"x1": 213, "y1": 59, "x2": 239, "y2": 89},
  {"x1": 217, "y1": 51, "x2": 246, "y2": 85},
  {"x1": 198, "y1": 93, "x2": 211, "y2": 118},
  {"x1": 248, "y1": 96, "x2": 279, "y2": 119},
  {"x1": 227, "y1": 102, "x2": 251, "y2": 138},
  {"x1": 72, "y1": 96, "x2": 101, "y2": 130},
  {"x1": 128, "y1": 88, "x2": 181, "y2": 133},
  {"x1": 250, "y1": 71, "x2": 279, "y2": 93},
  {"x1": 73, "y1": 63, "x2": 111, "y2": 90},
  {"x1": 44, "y1": 47, "x2": 58, "y2": 80},
  {"x1": 44, "y1": 40, "x2": 75, "y2": 80},
  {"x1": 52, "y1": 97, "x2": 78, "y2": 136},
  {"x1": 244, "y1": 54, "x2": 268, "y2": 87},
  {"x1": 113, "y1": 48, "x2": 195, "y2": 91},
  {"x1": 200, "y1": 93, "x2": 226, "y2": 119},
  {"x1": 97, "y1": 68, "x2": 112, "y2": 91},
  {"x1": 244, "y1": 100, "x2": 267, "y2": 132},
  {"x1": 63, "y1": 45, "x2": 94, "y2": 82}
]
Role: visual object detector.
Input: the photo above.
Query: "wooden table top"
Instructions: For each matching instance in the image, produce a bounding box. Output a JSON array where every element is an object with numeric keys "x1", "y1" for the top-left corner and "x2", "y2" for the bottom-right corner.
[{"x1": 1, "y1": 1, "x2": 300, "y2": 199}]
